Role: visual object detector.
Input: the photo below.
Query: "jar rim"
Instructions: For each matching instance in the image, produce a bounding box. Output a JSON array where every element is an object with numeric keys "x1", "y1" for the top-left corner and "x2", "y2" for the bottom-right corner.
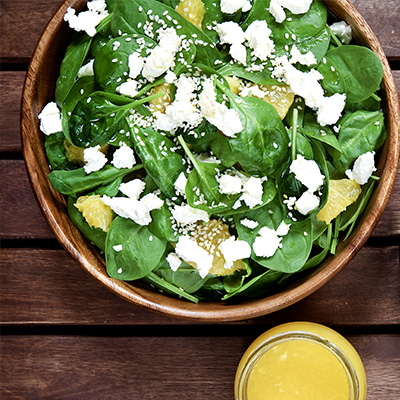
[{"x1": 236, "y1": 330, "x2": 360, "y2": 400}]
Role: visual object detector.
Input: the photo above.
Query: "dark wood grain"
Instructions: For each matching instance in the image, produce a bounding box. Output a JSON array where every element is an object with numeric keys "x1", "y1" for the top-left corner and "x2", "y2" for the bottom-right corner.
[
  {"x1": 2, "y1": 159, "x2": 398, "y2": 240},
  {"x1": 1, "y1": 71, "x2": 399, "y2": 153},
  {"x1": 1, "y1": 334, "x2": 399, "y2": 399},
  {"x1": 1, "y1": 246, "x2": 398, "y2": 325}
]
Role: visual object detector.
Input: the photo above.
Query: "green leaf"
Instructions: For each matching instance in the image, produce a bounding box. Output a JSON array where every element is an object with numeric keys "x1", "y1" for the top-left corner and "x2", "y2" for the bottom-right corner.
[
  {"x1": 333, "y1": 110, "x2": 386, "y2": 173},
  {"x1": 317, "y1": 45, "x2": 383, "y2": 103},
  {"x1": 48, "y1": 164, "x2": 143, "y2": 196},
  {"x1": 105, "y1": 216, "x2": 167, "y2": 280}
]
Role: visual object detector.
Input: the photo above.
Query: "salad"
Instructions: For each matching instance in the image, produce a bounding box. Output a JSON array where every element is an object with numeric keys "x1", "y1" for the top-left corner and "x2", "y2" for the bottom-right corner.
[{"x1": 39, "y1": 0, "x2": 386, "y2": 303}]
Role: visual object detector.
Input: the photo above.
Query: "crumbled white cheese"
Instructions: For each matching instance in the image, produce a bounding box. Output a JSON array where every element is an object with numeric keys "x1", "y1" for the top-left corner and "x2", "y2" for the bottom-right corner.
[
  {"x1": 220, "y1": 0, "x2": 252, "y2": 14},
  {"x1": 218, "y1": 174, "x2": 243, "y2": 195},
  {"x1": 330, "y1": 21, "x2": 352, "y2": 44},
  {"x1": 215, "y1": 22, "x2": 247, "y2": 65},
  {"x1": 317, "y1": 93, "x2": 347, "y2": 126},
  {"x1": 119, "y1": 179, "x2": 146, "y2": 200},
  {"x1": 77, "y1": 59, "x2": 94, "y2": 78},
  {"x1": 289, "y1": 155, "x2": 324, "y2": 193},
  {"x1": 219, "y1": 236, "x2": 251, "y2": 269},
  {"x1": 102, "y1": 183, "x2": 163, "y2": 226},
  {"x1": 244, "y1": 20, "x2": 275, "y2": 61},
  {"x1": 38, "y1": 102, "x2": 63, "y2": 135},
  {"x1": 276, "y1": 221, "x2": 291, "y2": 236},
  {"x1": 111, "y1": 144, "x2": 136, "y2": 169},
  {"x1": 128, "y1": 52, "x2": 145, "y2": 79},
  {"x1": 289, "y1": 45, "x2": 316, "y2": 66},
  {"x1": 166, "y1": 252, "x2": 182, "y2": 271},
  {"x1": 171, "y1": 204, "x2": 210, "y2": 226},
  {"x1": 253, "y1": 226, "x2": 282, "y2": 258},
  {"x1": 239, "y1": 84, "x2": 267, "y2": 99},
  {"x1": 175, "y1": 235, "x2": 213, "y2": 278},
  {"x1": 164, "y1": 70, "x2": 177, "y2": 84},
  {"x1": 116, "y1": 79, "x2": 139, "y2": 98},
  {"x1": 153, "y1": 75, "x2": 202, "y2": 132},
  {"x1": 345, "y1": 151, "x2": 376, "y2": 185},
  {"x1": 240, "y1": 218, "x2": 259, "y2": 229},
  {"x1": 194, "y1": 153, "x2": 221, "y2": 164},
  {"x1": 142, "y1": 27, "x2": 181, "y2": 82},
  {"x1": 198, "y1": 78, "x2": 243, "y2": 137},
  {"x1": 272, "y1": 56, "x2": 346, "y2": 126},
  {"x1": 174, "y1": 172, "x2": 187, "y2": 197},
  {"x1": 253, "y1": 221, "x2": 291, "y2": 258},
  {"x1": 269, "y1": 0, "x2": 313, "y2": 23},
  {"x1": 241, "y1": 176, "x2": 264, "y2": 208},
  {"x1": 295, "y1": 190, "x2": 320, "y2": 215},
  {"x1": 64, "y1": 0, "x2": 108, "y2": 37},
  {"x1": 113, "y1": 244, "x2": 123, "y2": 252},
  {"x1": 83, "y1": 145, "x2": 107, "y2": 173}
]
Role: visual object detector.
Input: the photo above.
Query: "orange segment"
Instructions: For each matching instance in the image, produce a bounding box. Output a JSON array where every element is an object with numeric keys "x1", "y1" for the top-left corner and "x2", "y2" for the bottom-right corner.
[
  {"x1": 241, "y1": 83, "x2": 295, "y2": 119},
  {"x1": 148, "y1": 83, "x2": 172, "y2": 114},
  {"x1": 316, "y1": 179, "x2": 362, "y2": 225},
  {"x1": 189, "y1": 219, "x2": 246, "y2": 276},
  {"x1": 74, "y1": 195, "x2": 113, "y2": 232},
  {"x1": 176, "y1": 0, "x2": 205, "y2": 30},
  {"x1": 65, "y1": 140, "x2": 109, "y2": 166}
]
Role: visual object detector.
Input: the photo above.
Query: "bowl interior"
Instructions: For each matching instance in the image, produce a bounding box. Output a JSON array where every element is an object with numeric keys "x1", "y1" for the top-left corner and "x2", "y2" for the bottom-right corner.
[{"x1": 21, "y1": 0, "x2": 400, "y2": 321}]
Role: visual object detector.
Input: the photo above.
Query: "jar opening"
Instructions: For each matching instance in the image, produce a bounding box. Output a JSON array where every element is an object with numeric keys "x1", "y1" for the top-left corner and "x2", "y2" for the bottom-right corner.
[{"x1": 236, "y1": 331, "x2": 360, "y2": 400}]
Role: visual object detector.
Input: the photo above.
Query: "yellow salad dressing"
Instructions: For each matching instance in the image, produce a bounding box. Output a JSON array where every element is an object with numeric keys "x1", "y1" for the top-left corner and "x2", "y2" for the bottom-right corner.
[{"x1": 235, "y1": 322, "x2": 367, "y2": 400}]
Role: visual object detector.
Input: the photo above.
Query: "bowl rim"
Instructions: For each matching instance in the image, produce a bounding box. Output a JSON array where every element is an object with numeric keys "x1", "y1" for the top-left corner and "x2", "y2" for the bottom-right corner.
[{"x1": 21, "y1": 0, "x2": 400, "y2": 322}]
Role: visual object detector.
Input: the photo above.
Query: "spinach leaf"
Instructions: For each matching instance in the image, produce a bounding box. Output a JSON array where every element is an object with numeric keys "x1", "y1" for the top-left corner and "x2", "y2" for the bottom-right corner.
[
  {"x1": 61, "y1": 76, "x2": 96, "y2": 144},
  {"x1": 340, "y1": 180, "x2": 375, "y2": 240},
  {"x1": 131, "y1": 126, "x2": 186, "y2": 198},
  {"x1": 105, "y1": 216, "x2": 167, "y2": 280},
  {"x1": 153, "y1": 256, "x2": 210, "y2": 293},
  {"x1": 234, "y1": 199, "x2": 313, "y2": 273},
  {"x1": 143, "y1": 272, "x2": 200, "y2": 303},
  {"x1": 317, "y1": 45, "x2": 383, "y2": 103},
  {"x1": 67, "y1": 196, "x2": 107, "y2": 251},
  {"x1": 333, "y1": 110, "x2": 385, "y2": 173},
  {"x1": 44, "y1": 132, "x2": 74, "y2": 171},
  {"x1": 148, "y1": 201, "x2": 178, "y2": 242},
  {"x1": 222, "y1": 260, "x2": 251, "y2": 294},
  {"x1": 111, "y1": 0, "x2": 221, "y2": 66},
  {"x1": 223, "y1": 268, "x2": 284, "y2": 300},
  {"x1": 216, "y1": 81, "x2": 289, "y2": 176},
  {"x1": 48, "y1": 164, "x2": 143, "y2": 196},
  {"x1": 302, "y1": 110, "x2": 342, "y2": 160},
  {"x1": 210, "y1": 134, "x2": 237, "y2": 168},
  {"x1": 69, "y1": 91, "x2": 161, "y2": 147},
  {"x1": 55, "y1": 33, "x2": 93, "y2": 107},
  {"x1": 94, "y1": 34, "x2": 155, "y2": 93}
]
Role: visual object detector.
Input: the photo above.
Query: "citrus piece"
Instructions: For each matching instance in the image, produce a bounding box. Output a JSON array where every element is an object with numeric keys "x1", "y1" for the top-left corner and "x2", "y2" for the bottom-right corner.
[
  {"x1": 241, "y1": 83, "x2": 295, "y2": 119},
  {"x1": 74, "y1": 195, "x2": 113, "y2": 232},
  {"x1": 64, "y1": 140, "x2": 109, "y2": 165},
  {"x1": 225, "y1": 76, "x2": 243, "y2": 95},
  {"x1": 148, "y1": 83, "x2": 172, "y2": 114},
  {"x1": 190, "y1": 219, "x2": 246, "y2": 276},
  {"x1": 176, "y1": 0, "x2": 205, "y2": 30},
  {"x1": 316, "y1": 179, "x2": 362, "y2": 225}
]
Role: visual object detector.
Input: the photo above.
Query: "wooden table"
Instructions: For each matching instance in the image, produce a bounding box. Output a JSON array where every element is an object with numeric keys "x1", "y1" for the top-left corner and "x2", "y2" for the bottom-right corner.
[{"x1": 1, "y1": 0, "x2": 399, "y2": 398}]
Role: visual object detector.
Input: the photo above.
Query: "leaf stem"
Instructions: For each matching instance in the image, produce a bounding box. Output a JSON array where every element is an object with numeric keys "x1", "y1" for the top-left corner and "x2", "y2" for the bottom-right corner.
[
  {"x1": 371, "y1": 93, "x2": 381, "y2": 102},
  {"x1": 291, "y1": 108, "x2": 298, "y2": 161},
  {"x1": 326, "y1": 24, "x2": 343, "y2": 47}
]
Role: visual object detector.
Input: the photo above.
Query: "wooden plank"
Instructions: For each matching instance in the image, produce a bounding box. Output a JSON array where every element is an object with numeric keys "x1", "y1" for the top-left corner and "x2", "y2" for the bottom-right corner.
[
  {"x1": 2, "y1": 0, "x2": 399, "y2": 61},
  {"x1": 1, "y1": 334, "x2": 399, "y2": 399},
  {"x1": 2, "y1": 70, "x2": 400, "y2": 153},
  {"x1": 1, "y1": 160, "x2": 398, "y2": 239},
  {"x1": 1, "y1": 246, "x2": 398, "y2": 325},
  {"x1": 0, "y1": 160, "x2": 53, "y2": 239},
  {"x1": 0, "y1": 0, "x2": 62, "y2": 63},
  {"x1": 0, "y1": 71, "x2": 25, "y2": 152}
]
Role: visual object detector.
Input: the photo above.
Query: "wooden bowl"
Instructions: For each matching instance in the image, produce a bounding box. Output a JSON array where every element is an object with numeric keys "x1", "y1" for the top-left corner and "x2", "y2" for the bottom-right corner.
[{"x1": 21, "y1": 0, "x2": 400, "y2": 321}]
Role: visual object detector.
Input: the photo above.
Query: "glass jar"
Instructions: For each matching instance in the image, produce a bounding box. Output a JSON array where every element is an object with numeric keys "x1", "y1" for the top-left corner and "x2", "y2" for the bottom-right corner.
[{"x1": 235, "y1": 322, "x2": 366, "y2": 400}]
